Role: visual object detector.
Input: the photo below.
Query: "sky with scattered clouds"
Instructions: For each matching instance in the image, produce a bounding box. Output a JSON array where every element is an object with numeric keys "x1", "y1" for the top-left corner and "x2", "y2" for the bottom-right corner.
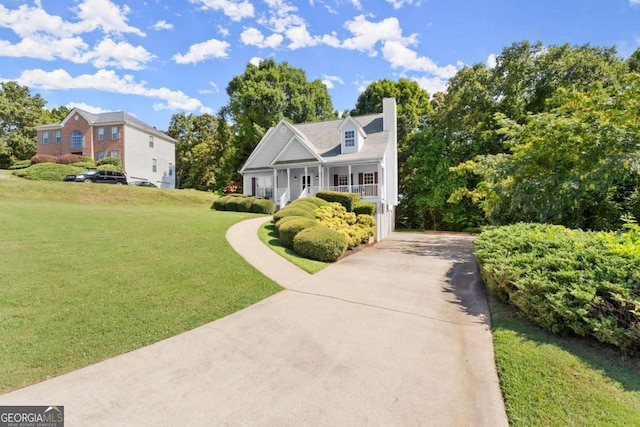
[{"x1": 1, "y1": 0, "x2": 639, "y2": 129}]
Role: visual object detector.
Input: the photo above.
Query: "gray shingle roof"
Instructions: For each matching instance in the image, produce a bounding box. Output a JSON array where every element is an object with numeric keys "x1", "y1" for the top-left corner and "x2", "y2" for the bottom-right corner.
[{"x1": 292, "y1": 113, "x2": 388, "y2": 164}]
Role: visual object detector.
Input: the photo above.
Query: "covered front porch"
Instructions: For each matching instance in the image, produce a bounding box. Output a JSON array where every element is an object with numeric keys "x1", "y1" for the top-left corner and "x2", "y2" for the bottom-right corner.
[{"x1": 247, "y1": 163, "x2": 383, "y2": 208}]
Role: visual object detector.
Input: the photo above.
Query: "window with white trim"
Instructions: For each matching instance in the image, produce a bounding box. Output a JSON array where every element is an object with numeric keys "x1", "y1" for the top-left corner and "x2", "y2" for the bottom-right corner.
[
  {"x1": 108, "y1": 150, "x2": 120, "y2": 158},
  {"x1": 96, "y1": 151, "x2": 106, "y2": 160},
  {"x1": 152, "y1": 158, "x2": 157, "y2": 172},
  {"x1": 338, "y1": 174, "x2": 348, "y2": 186},
  {"x1": 97, "y1": 127, "x2": 105, "y2": 141},
  {"x1": 54, "y1": 130, "x2": 61, "y2": 143},
  {"x1": 70, "y1": 131, "x2": 83, "y2": 149},
  {"x1": 41, "y1": 132, "x2": 49, "y2": 144},
  {"x1": 149, "y1": 135, "x2": 154, "y2": 148},
  {"x1": 111, "y1": 126, "x2": 119, "y2": 140},
  {"x1": 363, "y1": 172, "x2": 374, "y2": 185},
  {"x1": 344, "y1": 130, "x2": 355, "y2": 147}
]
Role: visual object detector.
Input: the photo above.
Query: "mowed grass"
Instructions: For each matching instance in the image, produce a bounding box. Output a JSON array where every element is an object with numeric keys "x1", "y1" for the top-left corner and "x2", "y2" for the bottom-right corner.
[
  {"x1": 0, "y1": 178, "x2": 282, "y2": 393},
  {"x1": 258, "y1": 222, "x2": 329, "y2": 274},
  {"x1": 491, "y1": 299, "x2": 640, "y2": 426}
]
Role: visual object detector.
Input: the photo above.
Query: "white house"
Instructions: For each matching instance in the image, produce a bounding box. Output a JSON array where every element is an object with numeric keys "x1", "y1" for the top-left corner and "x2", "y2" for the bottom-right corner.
[
  {"x1": 241, "y1": 97, "x2": 398, "y2": 241},
  {"x1": 35, "y1": 108, "x2": 176, "y2": 188}
]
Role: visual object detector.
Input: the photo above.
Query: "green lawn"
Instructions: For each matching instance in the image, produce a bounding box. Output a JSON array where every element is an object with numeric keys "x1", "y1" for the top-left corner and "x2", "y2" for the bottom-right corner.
[
  {"x1": 0, "y1": 178, "x2": 281, "y2": 393},
  {"x1": 257, "y1": 222, "x2": 329, "y2": 274},
  {"x1": 491, "y1": 298, "x2": 640, "y2": 426}
]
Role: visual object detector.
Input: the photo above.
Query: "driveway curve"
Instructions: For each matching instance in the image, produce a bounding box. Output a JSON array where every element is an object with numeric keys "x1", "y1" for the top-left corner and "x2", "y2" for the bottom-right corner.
[{"x1": 0, "y1": 216, "x2": 507, "y2": 426}]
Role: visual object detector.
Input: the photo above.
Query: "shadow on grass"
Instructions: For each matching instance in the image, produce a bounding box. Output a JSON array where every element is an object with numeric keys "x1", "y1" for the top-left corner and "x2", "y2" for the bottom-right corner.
[
  {"x1": 264, "y1": 224, "x2": 299, "y2": 257},
  {"x1": 491, "y1": 297, "x2": 640, "y2": 393}
]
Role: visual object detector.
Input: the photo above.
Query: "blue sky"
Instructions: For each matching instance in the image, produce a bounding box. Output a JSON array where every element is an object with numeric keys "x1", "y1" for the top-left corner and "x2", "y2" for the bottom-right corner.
[{"x1": 1, "y1": 0, "x2": 639, "y2": 130}]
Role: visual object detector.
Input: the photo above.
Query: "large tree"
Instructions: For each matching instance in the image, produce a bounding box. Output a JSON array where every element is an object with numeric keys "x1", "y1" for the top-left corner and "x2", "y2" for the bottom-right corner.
[
  {"x1": 167, "y1": 112, "x2": 233, "y2": 191},
  {"x1": 0, "y1": 82, "x2": 46, "y2": 167},
  {"x1": 225, "y1": 59, "x2": 336, "y2": 174}
]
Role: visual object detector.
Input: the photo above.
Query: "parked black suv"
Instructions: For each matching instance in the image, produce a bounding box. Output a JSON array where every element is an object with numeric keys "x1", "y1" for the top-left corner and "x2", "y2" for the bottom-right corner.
[{"x1": 73, "y1": 170, "x2": 128, "y2": 184}]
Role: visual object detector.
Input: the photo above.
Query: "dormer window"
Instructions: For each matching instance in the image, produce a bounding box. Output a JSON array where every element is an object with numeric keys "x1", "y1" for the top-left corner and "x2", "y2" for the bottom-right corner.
[{"x1": 344, "y1": 130, "x2": 355, "y2": 147}]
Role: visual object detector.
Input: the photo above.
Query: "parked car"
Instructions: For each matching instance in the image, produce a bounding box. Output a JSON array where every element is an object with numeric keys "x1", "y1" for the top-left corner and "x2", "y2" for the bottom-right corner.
[
  {"x1": 73, "y1": 170, "x2": 128, "y2": 184},
  {"x1": 130, "y1": 180, "x2": 157, "y2": 188},
  {"x1": 63, "y1": 174, "x2": 78, "y2": 181}
]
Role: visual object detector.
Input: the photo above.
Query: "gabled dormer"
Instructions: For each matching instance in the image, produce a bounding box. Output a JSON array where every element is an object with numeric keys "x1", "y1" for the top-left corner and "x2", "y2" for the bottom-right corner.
[{"x1": 338, "y1": 115, "x2": 366, "y2": 154}]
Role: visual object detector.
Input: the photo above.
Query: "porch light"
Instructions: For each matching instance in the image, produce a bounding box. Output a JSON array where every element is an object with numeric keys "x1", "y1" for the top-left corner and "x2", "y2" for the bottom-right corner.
[
  {"x1": 294, "y1": 176, "x2": 297, "y2": 181},
  {"x1": 315, "y1": 175, "x2": 318, "y2": 180}
]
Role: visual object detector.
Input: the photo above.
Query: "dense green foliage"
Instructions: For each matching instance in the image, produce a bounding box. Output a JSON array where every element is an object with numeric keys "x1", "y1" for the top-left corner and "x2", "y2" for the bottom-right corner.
[
  {"x1": 211, "y1": 194, "x2": 274, "y2": 214},
  {"x1": 96, "y1": 157, "x2": 122, "y2": 169},
  {"x1": 293, "y1": 226, "x2": 349, "y2": 262},
  {"x1": 316, "y1": 190, "x2": 360, "y2": 212},
  {"x1": 353, "y1": 201, "x2": 376, "y2": 215},
  {"x1": 315, "y1": 202, "x2": 374, "y2": 248},
  {"x1": 0, "y1": 82, "x2": 46, "y2": 168},
  {"x1": 475, "y1": 223, "x2": 640, "y2": 353},
  {"x1": 278, "y1": 217, "x2": 320, "y2": 249},
  {"x1": 273, "y1": 207, "x2": 315, "y2": 222},
  {"x1": 13, "y1": 163, "x2": 86, "y2": 181}
]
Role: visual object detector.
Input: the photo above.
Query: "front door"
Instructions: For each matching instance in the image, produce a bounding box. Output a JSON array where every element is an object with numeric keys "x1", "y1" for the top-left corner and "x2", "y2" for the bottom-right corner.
[{"x1": 302, "y1": 175, "x2": 311, "y2": 191}]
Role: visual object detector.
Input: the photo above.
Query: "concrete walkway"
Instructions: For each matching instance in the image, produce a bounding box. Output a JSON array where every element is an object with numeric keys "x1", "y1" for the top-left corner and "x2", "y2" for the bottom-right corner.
[{"x1": 0, "y1": 217, "x2": 507, "y2": 426}]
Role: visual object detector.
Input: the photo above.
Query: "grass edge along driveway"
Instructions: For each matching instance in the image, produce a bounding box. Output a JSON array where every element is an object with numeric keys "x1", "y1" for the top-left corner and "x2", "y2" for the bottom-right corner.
[{"x1": 0, "y1": 196, "x2": 281, "y2": 393}]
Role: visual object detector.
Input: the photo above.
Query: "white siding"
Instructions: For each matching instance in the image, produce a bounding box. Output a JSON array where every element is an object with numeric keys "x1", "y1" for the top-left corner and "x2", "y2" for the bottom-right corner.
[
  {"x1": 123, "y1": 125, "x2": 175, "y2": 188},
  {"x1": 277, "y1": 139, "x2": 315, "y2": 162},
  {"x1": 243, "y1": 124, "x2": 293, "y2": 171}
]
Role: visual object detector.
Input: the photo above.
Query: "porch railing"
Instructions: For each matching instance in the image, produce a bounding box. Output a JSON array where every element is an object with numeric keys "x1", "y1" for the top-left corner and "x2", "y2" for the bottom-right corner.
[
  {"x1": 328, "y1": 184, "x2": 378, "y2": 198},
  {"x1": 277, "y1": 187, "x2": 289, "y2": 207}
]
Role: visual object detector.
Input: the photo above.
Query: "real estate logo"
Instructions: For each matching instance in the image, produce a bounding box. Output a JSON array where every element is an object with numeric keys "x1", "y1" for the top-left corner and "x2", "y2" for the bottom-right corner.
[{"x1": 0, "y1": 406, "x2": 64, "y2": 427}]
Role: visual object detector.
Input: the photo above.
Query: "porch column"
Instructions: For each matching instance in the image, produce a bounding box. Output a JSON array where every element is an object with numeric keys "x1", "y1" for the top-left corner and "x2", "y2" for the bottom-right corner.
[
  {"x1": 348, "y1": 164, "x2": 352, "y2": 193},
  {"x1": 272, "y1": 169, "x2": 277, "y2": 202},
  {"x1": 318, "y1": 165, "x2": 322, "y2": 190},
  {"x1": 287, "y1": 168, "x2": 291, "y2": 199},
  {"x1": 377, "y1": 162, "x2": 382, "y2": 199}
]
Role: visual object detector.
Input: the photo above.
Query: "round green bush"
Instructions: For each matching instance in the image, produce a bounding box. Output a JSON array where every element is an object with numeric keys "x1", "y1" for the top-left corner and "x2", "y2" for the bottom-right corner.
[
  {"x1": 251, "y1": 199, "x2": 275, "y2": 214},
  {"x1": 287, "y1": 200, "x2": 318, "y2": 213},
  {"x1": 96, "y1": 157, "x2": 122, "y2": 169},
  {"x1": 237, "y1": 197, "x2": 256, "y2": 212},
  {"x1": 212, "y1": 196, "x2": 232, "y2": 210},
  {"x1": 357, "y1": 214, "x2": 375, "y2": 228},
  {"x1": 278, "y1": 218, "x2": 319, "y2": 249},
  {"x1": 273, "y1": 207, "x2": 315, "y2": 223},
  {"x1": 301, "y1": 196, "x2": 330, "y2": 208},
  {"x1": 97, "y1": 164, "x2": 120, "y2": 171},
  {"x1": 274, "y1": 215, "x2": 308, "y2": 232},
  {"x1": 293, "y1": 226, "x2": 348, "y2": 262},
  {"x1": 225, "y1": 197, "x2": 243, "y2": 211},
  {"x1": 8, "y1": 159, "x2": 31, "y2": 170}
]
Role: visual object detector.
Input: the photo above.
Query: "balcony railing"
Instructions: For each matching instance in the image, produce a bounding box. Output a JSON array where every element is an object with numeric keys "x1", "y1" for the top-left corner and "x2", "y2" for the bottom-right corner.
[{"x1": 328, "y1": 184, "x2": 378, "y2": 198}]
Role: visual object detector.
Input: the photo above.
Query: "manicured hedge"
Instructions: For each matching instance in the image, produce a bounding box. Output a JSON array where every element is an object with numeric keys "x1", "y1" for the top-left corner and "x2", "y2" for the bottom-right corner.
[
  {"x1": 57, "y1": 154, "x2": 85, "y2": 164},
  {"x1": 8, "y1": 159, "x2": 31, "y2": 170},
  {"x1": 273, "y1": 207, "x2": 315, "y2": 222},
  {"x1": 278, "y1": 218, "x2": 319, "y2": 249},
  {"x1": 96, "y1": 157, "x2": 122, "y2": 169},
  {"x1": 251, "y1": 199, "x2": 275, "y2": 214},
  {"x1": 474, "y1": 223, "x2": 640, "y2": 353},
  {"x1": 211, "y1": 195, "x2": 275, "y2": 214},
  {"x1": 300, "y1": 196, "x2": 329, "y2": 208},
  {"x1": 316, "y1": 190, "x2": 360, "y2": 212},
  {"x1": 274, "y1": 215, "x2": 307, "y2": 232},
  {"x1": 354, "y1": 201, "x2": 376, "y2": 215},
  {"x1": 30, "y1": 154, "x2": 58, "y2": 164},
  {"x1": 293, "y1": 226, "x2": 349, "y2": 262},
  {"x1": 287, "y1": 200, "x2": 318, "y2": 213}
]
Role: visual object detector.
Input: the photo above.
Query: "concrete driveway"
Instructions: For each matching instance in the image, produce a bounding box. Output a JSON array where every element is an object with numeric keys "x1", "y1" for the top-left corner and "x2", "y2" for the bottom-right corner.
[{"x1": 0, "y1": 217, "x2": 507, "y2": 426}]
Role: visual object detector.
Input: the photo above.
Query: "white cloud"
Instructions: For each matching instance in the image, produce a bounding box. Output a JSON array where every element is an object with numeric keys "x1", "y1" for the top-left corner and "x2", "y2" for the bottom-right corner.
[
  {"x1": 240, "y1": 28, "x2": 284, "y2": 48},
  {"x1": 190, "y1": 0, "x2": 254, "y2": 21},
  {"x1": 341, "y1": 15, "x2": 416, "y2": 54},
  {"x1": 354, "y1": 78, "x2": 372, "y2": 93},
  {"x1": 386, "y1": 0, "x2": 421, "y2": 8},
  {"x1": 0, "y1": 4, "x2": 76, "y2": 38},
  {"x1": 321, "y1": 32, "x2": 341, "y2": 48},
  {"x1": 16, "y1": 68, "x2": 209, "y2": 112},
  {"x1": 631, "y1": 0, "x2": 640, "y2": 5},
  {"x1": 350, "y1": 0, "x2": 363, "y2": 10},
  {"x1": 153, "y1": 20, "x2": 174, "y2": 31},
  {"x1": 322, "y1": 74, "x2": 344, "y2": 89},
  {"x1": 487, "y1": 53, "x2": 497, "y2": 69},
  {"x1": 0, "y1": 35, "x2": 89, "y2": 62},
  {"x1": 381, "y1": 40, "x2": 458, "y2": 78},
  {"x1": 66, "y1": 102, "x2": 111, "y2": 114},
  {"x1": 412, "y1": 76, "x2": 448, "y2": 96},
  {"x1": 89, "y1": 38, "x2": 155, "y2": 70},
  {"x1": 73, "y1": 0, "x2": 145, "y2": 37},
  {"x1": 249, "y1": 56, "x2": 263, "y2": 66},
  {"x1": 218, "y1": 26, "x2": 230, "y2": 37},
  {"x1": 286, "y1": 25, "x2": 318, "y2": 49},
  {"x1": 172, "y1": 39, "x2": 230, "y2": 64}
]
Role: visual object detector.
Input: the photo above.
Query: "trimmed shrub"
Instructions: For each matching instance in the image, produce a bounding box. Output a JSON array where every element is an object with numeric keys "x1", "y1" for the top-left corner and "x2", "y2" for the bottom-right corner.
[
  {"x1": 96, "y1": 157, "x2": 122, "y2": 169},
  {"x1": 273, "y1": 207, "x2": 315, "y2": 223},
  {"x1": 212, "y1": 196, "x2": 232, "y2": 210},
  {"x1": 97, "y1": 164, "x2": 120, "y2": 171},
  {"x1": 13, "y1": 163, "x2": 85, "y2": 181},
  {"x1": 72, "y1": 161, "x2": 97, "y2": 169},
  {"x1": 237, "y1": 196, "x2": 256, "y2": 212},
  {"x1": 316, "y1": 190, "x2": 360, "y2": 212},
  {"x1": 357, "y1": 214, "x2": 375, "y2": 228},
  {"x1": 278, "y1": 218, "x2": 319, "y2": 249},
  {"x1": 293, "y1": 226, "x2": 348, "y2": 262},
  {"x1": 354, "y1": 201, "x2": 376, "y2": 216},
  {"x1": 475, "y1": 223, "x2": 640, "y2": 354},
  {"x1": 251, "y1": 199, "x2": 275, "y2": 214},
  {"x1": 8, "y1": 159, "x2": 31, "y2": 170},
  {"x1": 274, "y1": 215, "x2": 307, "y2": 233},
  {"x1": 225, "y1": 197, "x2": 243, "y2": 211},
  {"x1": 288, "y1": 200, "x2": 318, "y2": 213},
  {"x1": 301, "y1": 196, "x2": 329, "y2": 208},
  {"x1": 56, "y1": 154, "x2": 84, "y2": 164},
  {"x1": 30, "y1": 154, "x2": 57, "y2": 164}
]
